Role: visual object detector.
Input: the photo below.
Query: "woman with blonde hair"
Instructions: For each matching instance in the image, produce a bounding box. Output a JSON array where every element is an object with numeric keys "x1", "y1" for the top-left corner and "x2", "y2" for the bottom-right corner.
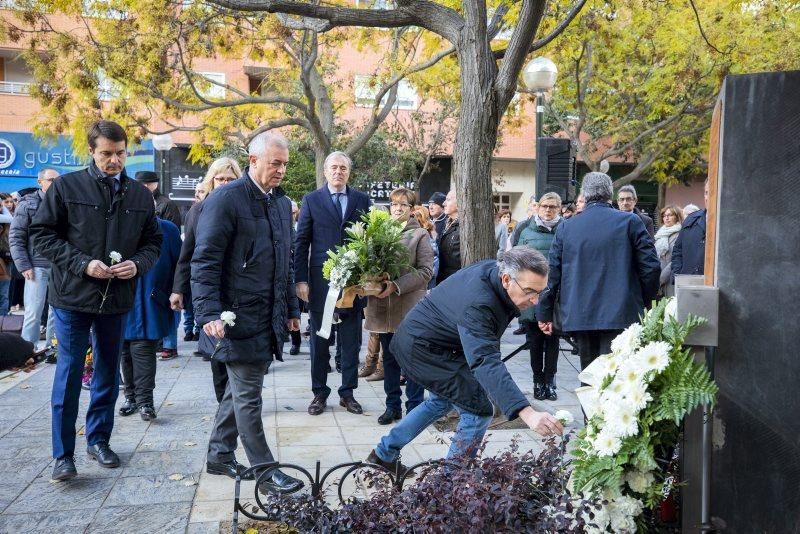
[
  {"x1": 169, "y1": 157, "x2": 241, "y2": 399},
  {"x1": 655, "y1": 204, "x2": 684, "y2": 297}
]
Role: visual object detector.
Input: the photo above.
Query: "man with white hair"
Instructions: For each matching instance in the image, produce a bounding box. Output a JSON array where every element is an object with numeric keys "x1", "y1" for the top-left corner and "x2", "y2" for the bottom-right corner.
[
  {"x1": 294, "y1": 151, "x2": 371, "y2": 417},
  {"x1": 192, "y1": 131, "x2": 303, "y2": 494},
  {"x1": 537, "y1": 172, "x2": 660, "y2": 372},
  {"x1": 366, "y1": 246, "x2": 563, "y2": 474}
]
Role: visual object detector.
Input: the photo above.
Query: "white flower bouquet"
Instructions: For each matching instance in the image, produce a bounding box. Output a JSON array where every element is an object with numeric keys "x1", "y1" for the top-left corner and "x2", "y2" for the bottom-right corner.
[{"x1": 568, "y1": 297, "x2": 717, "y2": 532}]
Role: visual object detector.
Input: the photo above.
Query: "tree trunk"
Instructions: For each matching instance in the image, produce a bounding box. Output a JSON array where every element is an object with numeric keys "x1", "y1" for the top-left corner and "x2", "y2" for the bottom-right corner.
[
  {"x1": 450, "y1": 32, "x2": 500, "y2": 267},
  {"x1": 314, "y1": 145, "x2": 327, "y2": 187}
]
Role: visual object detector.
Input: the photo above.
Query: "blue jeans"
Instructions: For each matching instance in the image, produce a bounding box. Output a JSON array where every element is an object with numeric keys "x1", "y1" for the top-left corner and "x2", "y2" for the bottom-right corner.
[
  {"x1": 51, "y1": 307, "x2": 125, "y2": 459},
  {"x1": 0, "y1": 278, "x2": 9, "y2": 315},
  {"x1": 380, "y1": 333, "x2": 424, "y2": 413},
  {"x1": 21, "y1": 267, "x2": 55, "y2": 346},
  {"x1": 183, "y1": 288, "x2": 198, "y2": 335},
  {"x1": 375, "y1": 392, "x2": 492, "y2": 463}
]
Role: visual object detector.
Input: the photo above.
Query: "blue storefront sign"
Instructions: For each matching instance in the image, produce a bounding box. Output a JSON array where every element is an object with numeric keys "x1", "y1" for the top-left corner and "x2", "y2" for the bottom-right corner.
[{"x1": 0, "y1": 131, "x2": 154, "y2": 193}]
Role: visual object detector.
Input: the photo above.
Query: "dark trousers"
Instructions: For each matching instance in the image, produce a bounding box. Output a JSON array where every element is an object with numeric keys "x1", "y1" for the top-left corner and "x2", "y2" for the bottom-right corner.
[
  {"x1": 120, "y1": 339, "x2": 158, "y2": 407},
  {"x1": 51, "y1": 308, "x2": 125, "y2": 459},
  {"x1": 527, "y1": 326, "x2": 560, "y2": 384},
  {"x1": 309, "y1": 309, "x2": 361, "y2": 399},
  {"x1": 380, "y1": 332, "x2": 424, "y2": 413},
  {"x1": 211, "y1": 358, "x2": 229, "y2": 403},
  {"x1": 207, "y1": 360, "x2": 274, "y2": 466},
  {"x1": 289, "y1": 328, "x2": 301, "y2": 348},
  {"x1": 573, "y1": 330, "x2": 622, "y2": 372}
]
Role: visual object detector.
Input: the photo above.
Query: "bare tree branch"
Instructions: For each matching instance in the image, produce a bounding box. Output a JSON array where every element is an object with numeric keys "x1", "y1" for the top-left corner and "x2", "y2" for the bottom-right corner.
[
  {"x1": 493, "y1": 0, "x2": 588, "y2": 59},
  {"x1": 495, "y1": 0, "x2": 548, "y2": 111}
]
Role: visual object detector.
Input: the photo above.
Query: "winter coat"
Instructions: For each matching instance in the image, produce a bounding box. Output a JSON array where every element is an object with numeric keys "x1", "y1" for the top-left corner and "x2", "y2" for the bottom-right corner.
[
  {"x1": 124, "y1": 219, "x2": 182, "y2": 340},
  {"x1": 536, "y1": 201, "x2": 660, "y2": 332},
  {"x1": 191, "y1": 171, "x2": 299, "y2": 364},
  {"x1": 517, "y1": 218, "x2": 560, "y2": 324},
  {"x1": 364, "y1": 217, "x2": 434, "y2": 333},
  {"x1": 172, "y1": 201, "x2": 203, "y2": 295},
  {"x1": 9, "y1": 190, "x2": 50, "y2": 272},
  {"x1": 671, "y1": 209, "x2": 706, "y2": 278},
  {"x1": 633, "y1": 207, "x2": 655, "y2": 238},
  {"x1": 293, "y1": 184, "x2": 371, "y2": 314},
  {"x1": 436, "y1": 217, "x2": 461, "y2": 283},
  {"x1": 510, "y1": 217, "x2": 532, "y2": 247},
  {"x1": 154, "y1": 190, "x2": 183, "y2": 229},
  {"x1": 30, "y1": 164, "x2": 163, "y2": 315},
  {"x1": 392, "y1": 260, "x2": 530, "y2": 418},
  {"x1": 495, "y1": 222, "x2": 509, "y2": 255}
]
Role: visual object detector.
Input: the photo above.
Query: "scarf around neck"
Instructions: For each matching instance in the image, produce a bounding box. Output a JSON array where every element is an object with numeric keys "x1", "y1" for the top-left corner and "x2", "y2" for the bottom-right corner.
[
  {"x1": 534, "y1": 214, "x2": 560, "y2": 230},
  {"x1": 654, "y1": 224, "x2": 681, "y2": 258}
]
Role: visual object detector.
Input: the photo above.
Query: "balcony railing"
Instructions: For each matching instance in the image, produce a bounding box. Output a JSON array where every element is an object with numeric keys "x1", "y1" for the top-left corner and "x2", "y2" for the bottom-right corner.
[{"x1": 0, "y1": 81, "x2": 32, "y2": 95}]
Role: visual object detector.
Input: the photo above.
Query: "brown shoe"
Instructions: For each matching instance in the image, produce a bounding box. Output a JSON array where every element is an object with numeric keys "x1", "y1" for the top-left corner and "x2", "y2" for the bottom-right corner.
[
  {"x1": 365, "y1": 355, "x2": 384, "y2": 381},
  {"x1": 359, "y1": 333, "x2": 381, "y2": 378},
  {"x1": 339, "y1": 397, "x2": 363, "y2": 414},
  {"x1": 308, "y1": 395, "x2": 327, "y2": 415},
  {"x1": 366, "y1": 449, "x2": 408, "y2": 478}
]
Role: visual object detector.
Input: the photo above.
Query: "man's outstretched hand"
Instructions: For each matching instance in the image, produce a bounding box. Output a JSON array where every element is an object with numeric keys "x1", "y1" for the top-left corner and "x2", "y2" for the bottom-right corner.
[{"x1": 519, "y1": 406, "x2": 564, "y2": 436}]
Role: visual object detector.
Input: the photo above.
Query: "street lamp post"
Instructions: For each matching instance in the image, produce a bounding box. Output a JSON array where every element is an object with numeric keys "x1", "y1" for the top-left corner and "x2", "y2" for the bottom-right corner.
[
  {"x1": 152, "y1": 133, "x2": 175, "y2": 195},
  {"x1": 522, "y1": 57, "x2": 558, "y2": 197}
]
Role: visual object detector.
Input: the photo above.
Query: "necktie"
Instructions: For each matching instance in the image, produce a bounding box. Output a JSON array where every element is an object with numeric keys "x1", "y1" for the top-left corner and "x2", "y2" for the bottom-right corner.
[{"x1": 333, "y1": 193, "x2": 344, "y2": 220}]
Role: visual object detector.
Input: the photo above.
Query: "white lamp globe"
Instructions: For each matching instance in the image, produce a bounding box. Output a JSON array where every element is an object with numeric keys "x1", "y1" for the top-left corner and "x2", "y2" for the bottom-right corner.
[
  {"x1": 152, "y1": 133, "x2": 175, "y2": 151},
  {"x1": 523, "y1": 57, "x2": 558, "y2": 93}
]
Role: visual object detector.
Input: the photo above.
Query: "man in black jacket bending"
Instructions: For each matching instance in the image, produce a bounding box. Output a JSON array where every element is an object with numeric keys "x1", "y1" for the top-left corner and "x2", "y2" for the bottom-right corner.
[
  {"x1": 191, "y1": 131, "x2": 303, "y2": 495},
  {"x1": 31, "y1": 120, "x2": 163, "y2": 481},
  {"x1": 366, "y1": 247, "x2": 563, "y2": 473}
]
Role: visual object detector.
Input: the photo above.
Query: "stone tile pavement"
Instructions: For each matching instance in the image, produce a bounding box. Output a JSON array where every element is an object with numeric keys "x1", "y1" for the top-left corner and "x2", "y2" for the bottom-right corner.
[{"x1": 0, "y1": 320, "x2": 584, "y2": 533}]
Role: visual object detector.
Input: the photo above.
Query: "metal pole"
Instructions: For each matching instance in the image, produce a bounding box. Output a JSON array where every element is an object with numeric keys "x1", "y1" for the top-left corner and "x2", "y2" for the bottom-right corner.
[
  {"x1": 701, "y1": 346, "x2": 716, "y2": 532},
  {"x1": 536, "y1": 91, "x2": 544, "y2": 140}
]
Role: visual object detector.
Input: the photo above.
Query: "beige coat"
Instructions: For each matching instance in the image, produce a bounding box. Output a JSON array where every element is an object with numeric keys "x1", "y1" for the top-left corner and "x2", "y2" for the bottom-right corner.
[{"x1": 364, "y1": 217, "x2": 434, "y2": 333}]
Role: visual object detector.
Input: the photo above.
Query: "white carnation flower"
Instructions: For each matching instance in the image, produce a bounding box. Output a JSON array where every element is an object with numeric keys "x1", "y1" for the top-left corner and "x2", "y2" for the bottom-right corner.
[
  {"x1": 592, "y1": 429, "x2": 622, "y2": 457},
  {"x1": 624, "y1": 469, "x2": 655, "y2": 494},
  {"x1": 634, "y1": 341, "x2": 672, "y2": 374},
  {"x1": 616, "y1": 359, "x2": 645, "y2": 388},
  {"x1": 109, "y1": 251, "x2": 122, "y2": 264},
  {"x1": 611, "y1": 323, "x2": 643, "y2": 355},
  {"x1": 665, "y1": 296, "x2": 678, "y2": 320},
  {"x1": 220, "y1": 311, "x2": 236, "y2": 327},
  {"x1": 554, "y1": 409, "x2": 574, "y2": 425}
]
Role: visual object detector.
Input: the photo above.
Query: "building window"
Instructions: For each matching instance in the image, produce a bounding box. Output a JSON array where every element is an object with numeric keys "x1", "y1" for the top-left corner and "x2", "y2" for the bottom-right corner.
[
  {"x1": 354, "y1": 74, "x2": 417, "y2": 110},
  {"x1": 493, "y1": 193, "x2": 511, "y2": 213},
  {"x1": 197, "y1": 72, "x2": 226, "y2": 99}
]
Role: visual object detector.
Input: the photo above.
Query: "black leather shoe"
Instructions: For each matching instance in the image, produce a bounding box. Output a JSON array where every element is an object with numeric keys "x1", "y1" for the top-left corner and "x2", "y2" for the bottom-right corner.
[
  {"x1": 513, "y1": 324, "x2": 528, "y2": 335},
  {"x1": 51, "y1": 456, "x2": 77, "y2": 481},
  {"x1": 545, "y1": 384, "x2": 558, "y2": 401},
  {"x1": 533, "y1": 382, "x2": 546, "y2": 401},
  {"x1": 289, "y1": 344, "x2": 300, "y2": 355},
  {"x1": 119, "y1": 397, "x2": 137, "y2": 417},
  {"x1": 207, "y1": 459, "x2": 255, "y2": 480},
  {"x1": 339, "y1": 397, "x2": 363, "y2": 415},
  {"x1": 308, "y1": 396, "x2": 327, "y2": 415},
  {"x1": 87, "y1": 443, "x2": 120, "y2": 468},
  {"x1": 377, "y1": 408, "x2": 402, "y2": 425},
  {"x1": 366, "y1": 450, "x2": 408, "y2": 478},
  {"x1": 184, "y1": 332, "x2": 195, "y2": 342},
  {"x1": 258, "y1": 469, "x2": 304, "y2": 495},
  {"x1": 139, "y1": 405, "x2": 157, "y2": 421}
]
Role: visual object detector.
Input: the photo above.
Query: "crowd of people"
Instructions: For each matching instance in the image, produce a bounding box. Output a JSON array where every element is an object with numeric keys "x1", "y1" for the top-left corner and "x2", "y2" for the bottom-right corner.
[{"x1": 0, "y1": 119, "x2": 708, "y2": 493}]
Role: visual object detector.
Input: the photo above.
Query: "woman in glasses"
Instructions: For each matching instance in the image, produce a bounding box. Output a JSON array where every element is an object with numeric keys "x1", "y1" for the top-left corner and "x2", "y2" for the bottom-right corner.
[
  {"x1": 364, "y1": 188, "x2": 434, "y2": 425},
  {"x1": 517, "y1": 192, "x2": 563, "y2": 401}
]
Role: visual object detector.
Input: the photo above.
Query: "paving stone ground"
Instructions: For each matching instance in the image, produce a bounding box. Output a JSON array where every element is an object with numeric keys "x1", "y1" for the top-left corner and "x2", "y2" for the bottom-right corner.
[{"x1": 0, "y1": 318, "x2": 584, "y2": 533}]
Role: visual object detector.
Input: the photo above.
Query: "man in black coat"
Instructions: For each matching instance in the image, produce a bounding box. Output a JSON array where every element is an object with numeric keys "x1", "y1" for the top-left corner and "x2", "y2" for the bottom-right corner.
[
  {"x1": 366, "y1": 247, "x2": 563, "y2": 473},
  {"x1": 191, "y1": 131, "x2": 303, "y2": 495},
  {"x1": 436, "y1": 189, "x2": 461, "y2": 284},
  {"x1": 294, "y1": 151, "x2": 371, "y2": 416},
  {"x1": 537, "y1": 173, "x2": 660, "y2": 372},
  {"x1": 427, "y1": 192, "x2": 447, "y2": 238},
  {"x1": 134, "y1": 171, "x2": 183, "y2": 229},
  {"x1": 31, "y1": 120, "x2": 163, "y2": 481},
  {"x1": 672, "y1": 179, "x2": 708, "y2": 277},
  {"x1": 617, "y1": 184, "x2": 655, "y2": 238}
]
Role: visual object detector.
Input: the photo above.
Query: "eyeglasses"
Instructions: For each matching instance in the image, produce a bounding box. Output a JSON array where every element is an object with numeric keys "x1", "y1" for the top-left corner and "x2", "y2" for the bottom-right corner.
[
  {"x1": 618, "y1": 197, "x2": 635, "y2": 203},
  {"x1": 390, "y1": 202, "x2": 412, "y2": 209},
  {"x1": 539, "y1": 204, "x2": 560, "y2": 210},
  {"x1": 512, "y1": 277, "x2": 546, "y2": 298},
  {"x1": 213, "y1": 176, "x2": 237, "y2": 183}
]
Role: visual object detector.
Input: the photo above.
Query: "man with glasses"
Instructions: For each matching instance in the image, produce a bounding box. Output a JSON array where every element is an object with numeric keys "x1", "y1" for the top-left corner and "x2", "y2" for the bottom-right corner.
[
  {"x1": 10, "y1": 168, "x2": 59, "y2": 352},
  {"x1": 537, "y1": 173, "x2": 660, "y2": 374},
  {"x1": 365, "y1": 246, "x2": 563, "y2": 474},
  {"x1": 617, "y1": 184, "x2": 654, "y2": 238}
]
